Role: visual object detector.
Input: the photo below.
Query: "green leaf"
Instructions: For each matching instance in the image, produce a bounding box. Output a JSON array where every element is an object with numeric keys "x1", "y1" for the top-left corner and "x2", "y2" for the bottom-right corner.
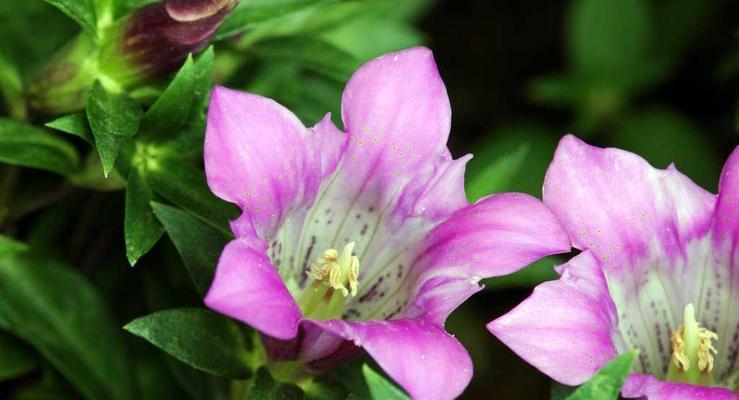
[
  {"x1": 0, "y1": 331, "x2": 37, "y2": 381},
  {"x1": 321, "y1": 15, "x2": 424, "y2": 61},
  {"x1": 215, "y1": 0, "x2": 324, "y2": 41},
  {"x1": 86, "y1": 80, "x2": 142, "y2": 177},
  {"x1": 151, "y1": 202, "x2": 230, "y2": 295},
  {"x1": 148, "y1": 157, "x2": 237, "y2": 233},
  {"x1": 465, "y1": 123, "x2": 558, "y2": 196},
  {"x1": 550, "y1": 382, "x2": 575, "y2": 400},
  {"x1": 246, "y1": 367, "x2": 304, "y2": 400},
  {"x1": 124, "y1": 308, "x2": 252, "y2": 379},
  {"x1": 465, "y1": 143, "x2": 529, "y2": 202},
  {"x1": 568, "y1": 0, "x2": 650, "y2": 80},
  {"x1": 484, "y1": 256, "x2": 560, "y2": 291},
  {"x1": 125, "y1": 167, "x2": 164, "y2": 265},
  {"x1": 45, "y1": 113, "x2": 93, "y2": 143},
  {"x1": 69, "y1": 152, "x2": 127, "y2": 191},
  {"x1": 249, "y1": 38, "x2": 359, "y2": 82},
  {"x1": 565, "y1": 350, "x2": 638, "y2": 400},
  {"x1": 228, "y1": 1, "x2": 375, "y2": 47},
  {"x1": 362, "y1": 365, "x2": 408, "y2": 400},
  {"x1": 0, "y1": 251, "x2": 133, "y2": 399},
  {"x1": 0, "y1": 48, "x2": 24, "y2": 119},
  {"x1": 139, "y1": 48, "x2": 214, "y2": 141},
  {"x1": 42, "y1": 0, "x2": 97, "y2": 37},
  {"x1": 0, "y1": 118, "x2": 79, "y2": 176},
  {"x1": 0, "y1": 3, "x2": 78, "y2": 81},
  {"x1": 165, "y1": 356, "x2": 231, "y2": 400},
  {"x1": 0, "y1": 234, "x2": 28, "y2": 257}
]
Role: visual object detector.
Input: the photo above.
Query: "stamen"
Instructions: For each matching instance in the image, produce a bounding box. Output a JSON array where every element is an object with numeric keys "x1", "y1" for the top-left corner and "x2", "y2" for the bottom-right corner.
[
  {"x1": 667, "y1": 303, "x2": 719, "y2": 385},
  {"x1": 670, "y1": 324, "x2": 689, "y2": 371},
  {"x1": 306, "y1": 242, "x2": 359, "y2": 298},
  {"x1": 697, "y1": 328, "x2": 718, "y2": 372}
]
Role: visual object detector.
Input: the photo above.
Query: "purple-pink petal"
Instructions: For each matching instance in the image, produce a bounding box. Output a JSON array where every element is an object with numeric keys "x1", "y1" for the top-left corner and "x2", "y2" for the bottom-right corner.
[
  {"x1": 406, "y1": 193, "x2": 571, "y2": 323},
  {"x1": 622, "y1": 374, "x2": 739, "y2": 399},
  {"x1": 324, "y1": 47, "x2": 453, "y2": 213},
  {"x1": 488, "y1": 251, "x2": 621, "y2": 386},
  {"x1": 203, "y1": 237, "x2": 302, "y2": 340},
  {"x1": 543, "y1": 135, "x2": 715, "y2": 268},
  {"x1": 713, "y1": 147, "x2": 739, "y2": 246},
  {"x1": 310, "y1": 113, "x2": 348, "y2": 179},
  {"x1": 308, "y1": 318, "x2": 472, "y2": 400},
  {"x1": 204, "y1": 86, "x2": 323, "y2": 240},
  {"x1": 709, "y1": 147, "x2": 739, "y2": 383}
]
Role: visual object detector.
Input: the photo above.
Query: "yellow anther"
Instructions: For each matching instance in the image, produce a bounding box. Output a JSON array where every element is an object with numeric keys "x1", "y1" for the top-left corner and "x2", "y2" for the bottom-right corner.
[
  {"x1": 697, "y1": 328, "x2": 718, "y2": 372},
  {"x1": 307, "y1": 242, "x2": 359, "y2": 298},
  {"x1": 670, "y1": 325, "x2": 689, "y2": 371},
  {"x1": 667, "y1": 303, "x2": 719, "y2": 385}
]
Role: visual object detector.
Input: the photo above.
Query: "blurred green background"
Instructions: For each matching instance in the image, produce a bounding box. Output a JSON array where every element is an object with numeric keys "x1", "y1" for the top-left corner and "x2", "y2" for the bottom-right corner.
[{"x1": 0, "y1": 0, "x2": 737, "y2": 399}]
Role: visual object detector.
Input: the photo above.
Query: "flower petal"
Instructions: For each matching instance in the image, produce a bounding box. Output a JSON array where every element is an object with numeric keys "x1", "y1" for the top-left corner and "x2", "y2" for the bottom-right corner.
[
  {"x1": 543, "y1": 134, "x2": 715, "y2": 266},
  {"x1": 308, "y1": 318, "x2": 472, "y2": 400},
  {"x1": 204, "y1": 236, "x2": 302, "y2": 340},
  {"x1": 340, "y1": 46, "x2": 451, "y2": 195},
  {"x1": 204, "y1": 86, "x2": 323, "y2": 239},
  {"x1": 285, "y1": 48, "x2": 468, "y2": 307},
  {"x1": 488, "y1": 251, "x2": 621, "y2": 386},
  {"x1": 713, "y1": 147, "x2": 739, "y2": 242},
  {"x1": 165, "y1": 0, "x2": 230, "y2": 21},
  {"x1": 709, "y1": 147, "x2": 739, "y2": 382},
  {"x1": 622, "y1": 374, "x2": 738, "y2": 399},
  {"x1": 403, "y1": 193, "x2": 571, "y2": 324},
  {"x1": 542, "y1": 135, "x2": 716, "y2": 375},
  {"x1": 311, "y1": 113, "x2": 348, "y2": 179}
]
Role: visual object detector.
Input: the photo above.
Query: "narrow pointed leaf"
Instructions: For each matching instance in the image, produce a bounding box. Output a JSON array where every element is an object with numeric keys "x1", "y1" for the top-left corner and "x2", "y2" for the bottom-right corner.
[
  {"x1": 140, "y1": 48, "x2": 214, "y2": 141},
  {"x1": 148, "y1": 157, "x2": 237, "y2": 233},
  {"x1": 151, "y1": 202, "x2": 231, "y2": 295},
  {"x1": 45, "y1": 112, "x2": 93, "y2": 143},
  {"x1": 565, "y1": 350, "x2": 638, "y2": 400},
  {"x1": 124, "y1": 168, "x2": 163, "y2": 265},
  {"x1": 215, "y1": 0, "x2": 323, "y2": 40},
  {"x1": 0, "y1": 118, "x2": 79, "y2": 176},
  {"x1": 86, "y1": 81, "x2": 142, "y2": 176},
  {"x1": 0, "y1": 251, "x2": 132, "y2": 399},
  {"x1": 362, "y1": 365, "x2": 409, "y2": 400},
  {"x1": 42, "y1": 0, "x2": 97, "y2": 37},
  {"x1": 124, "y1": 308, "x2": 252, "y2": 379}
]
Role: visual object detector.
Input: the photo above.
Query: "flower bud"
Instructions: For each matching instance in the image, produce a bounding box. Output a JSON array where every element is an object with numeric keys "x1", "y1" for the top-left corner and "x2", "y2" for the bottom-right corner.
[
  {"x1": 27, "y1": 0, "x2": 237, "y2": 115},
  {"x1": 101, "y1": 0, "x2": 237, "y2": 87}
]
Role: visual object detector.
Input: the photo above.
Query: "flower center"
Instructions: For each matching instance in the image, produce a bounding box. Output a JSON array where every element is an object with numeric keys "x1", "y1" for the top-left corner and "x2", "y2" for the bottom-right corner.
[
  {"x1": 298, "y1": 242, "x2": 360, "y2": 320},
  {"x1": 666, "y1": 303, "x2": 719, "y2": 386}
]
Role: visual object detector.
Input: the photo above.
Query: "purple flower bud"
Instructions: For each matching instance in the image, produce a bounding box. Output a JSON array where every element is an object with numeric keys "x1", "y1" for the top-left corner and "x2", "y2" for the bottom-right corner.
[
  {"x1": 27, "y1": 0, "x2": 237, "y2": 115},
  {"x1": 113, "y1": 0, "x2": 236, "y2": 83}
]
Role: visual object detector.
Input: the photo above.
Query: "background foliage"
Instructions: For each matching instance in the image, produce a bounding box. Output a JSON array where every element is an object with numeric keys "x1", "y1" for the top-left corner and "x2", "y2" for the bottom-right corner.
[{"x1": 0, "y1": 0, "x2": 736, "y2": 398}]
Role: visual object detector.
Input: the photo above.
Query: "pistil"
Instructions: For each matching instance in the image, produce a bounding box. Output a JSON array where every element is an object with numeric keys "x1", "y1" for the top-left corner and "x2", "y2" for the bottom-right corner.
[{"x1": 666, "y1": 303, "x2": 718, "y2": 386}]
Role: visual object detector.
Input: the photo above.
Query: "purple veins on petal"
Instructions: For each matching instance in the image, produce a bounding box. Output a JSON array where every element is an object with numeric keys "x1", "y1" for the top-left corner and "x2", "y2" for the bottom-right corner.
[
  {"x1": 491, "y1": 136, "x2": 739, "y2": 398},
  {"x1": 202, "y1": 47, "x2": 572, "y2": 399}
]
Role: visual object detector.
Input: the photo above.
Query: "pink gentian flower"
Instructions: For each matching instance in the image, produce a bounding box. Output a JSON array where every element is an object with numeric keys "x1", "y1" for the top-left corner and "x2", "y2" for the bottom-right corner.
[
  {"x1": 489, "y1": 135, "x2": 739, "y2": 399},
  {"x1": 203, "y1": 47, "x2": 571, "y2": 399}
]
